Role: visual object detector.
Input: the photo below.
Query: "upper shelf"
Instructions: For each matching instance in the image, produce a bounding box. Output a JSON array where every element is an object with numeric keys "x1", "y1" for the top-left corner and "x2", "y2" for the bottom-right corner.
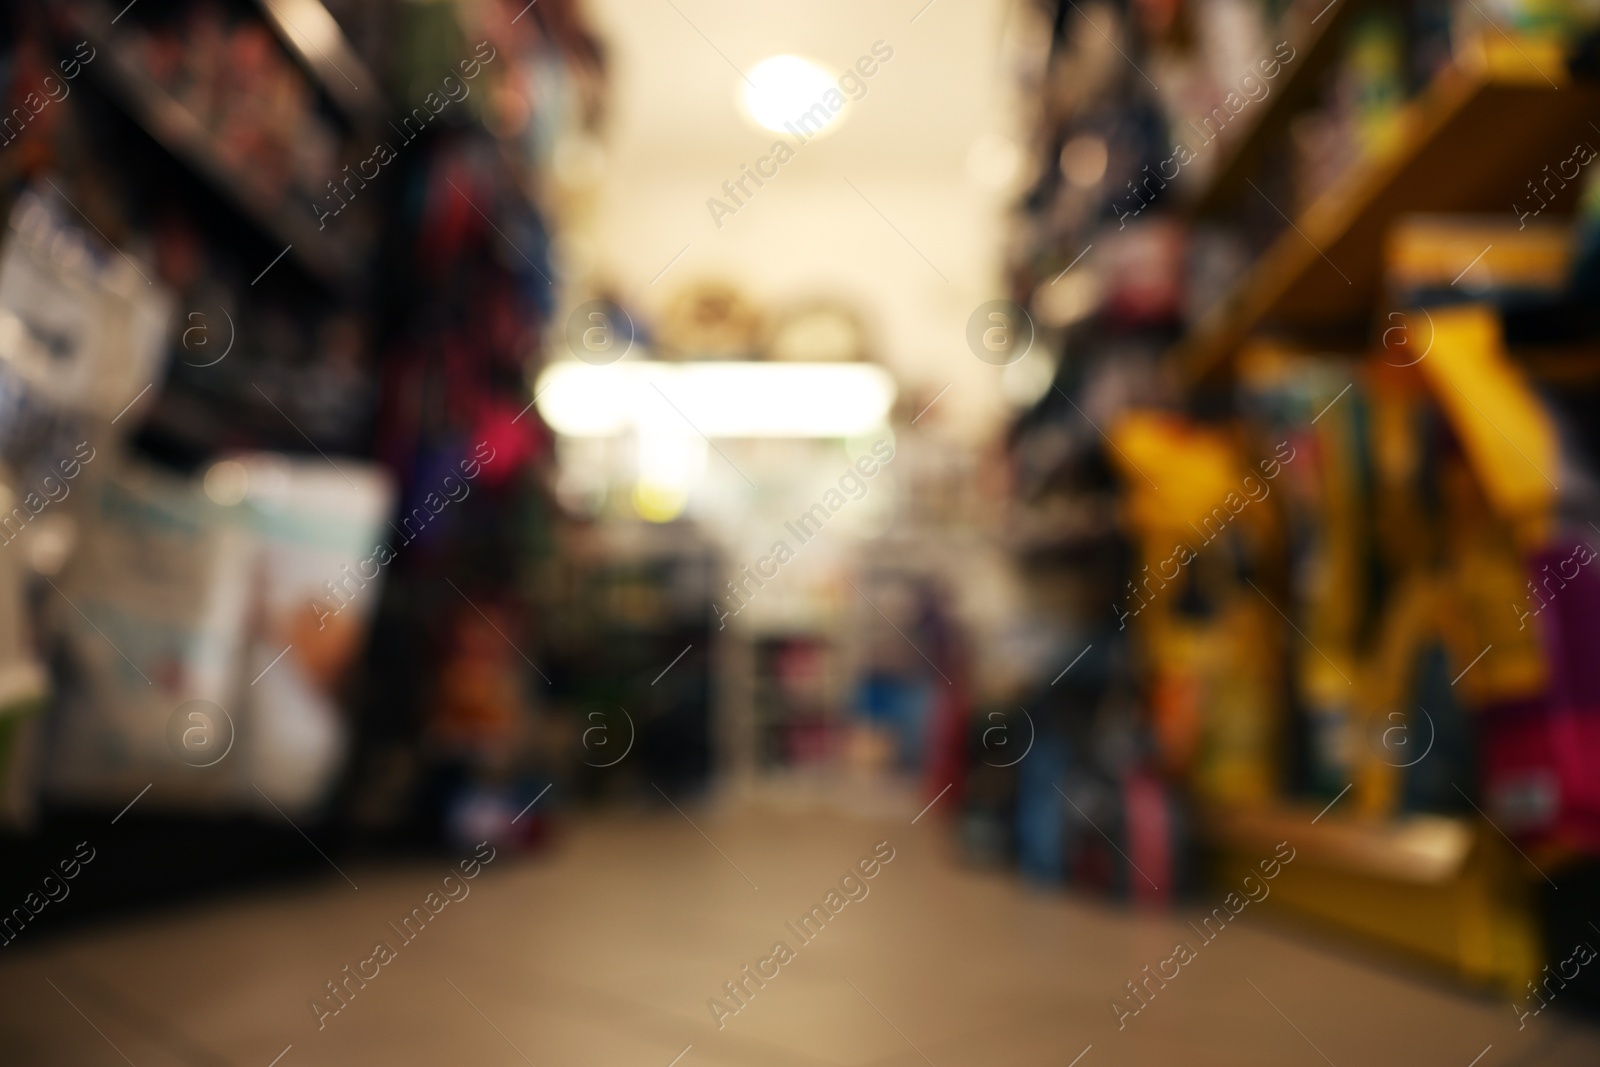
[
  {"x1": 1175, "y1": 62, "x2": 1600, "y2": 383},
  {"x1": 70, "y1": 2, "x2": 363, "y2": 291},
  {"x1": 252, "y1": 0, "x2": 389, "y2": 129},
  {"x1": 1185, "y1": 0, "x2": 1374, "y2": 217}
]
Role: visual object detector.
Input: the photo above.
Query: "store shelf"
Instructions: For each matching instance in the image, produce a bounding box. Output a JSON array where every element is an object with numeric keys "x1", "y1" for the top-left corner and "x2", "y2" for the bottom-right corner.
[
  {"x1": 1185, "y1": 0, "x2": 1373, "y2": 217},
  {"x1": 1517, "y1": 343, "x2": 1600, "y2": 384},
  {"x1": 253, "y1": 0, "x2": 389, "y2": 128},
  {"x1": 1208, "y1": 803, "x2": 1474, "y2": 884},
  {"x1": 1175, "y1": 65, "x2": 1600, "y2": 382},
  {"x1": 70, "y1": 2, "x2": 363, "y2": 290},
  {"x1": 1207, "y1": 803, "x2": 1539, "y2": 990}
]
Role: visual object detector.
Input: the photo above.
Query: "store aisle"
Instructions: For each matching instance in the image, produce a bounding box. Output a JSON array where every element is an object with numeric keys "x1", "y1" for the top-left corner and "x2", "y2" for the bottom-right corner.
[{"x1": 2, "y1": 801, "x2": 1594, "y2": 1067}]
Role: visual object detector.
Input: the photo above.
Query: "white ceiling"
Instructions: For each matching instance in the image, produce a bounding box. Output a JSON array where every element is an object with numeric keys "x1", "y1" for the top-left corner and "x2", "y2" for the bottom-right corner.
[{"x1": 574, "y1": 0, "x2": 1030, "y2": 437}]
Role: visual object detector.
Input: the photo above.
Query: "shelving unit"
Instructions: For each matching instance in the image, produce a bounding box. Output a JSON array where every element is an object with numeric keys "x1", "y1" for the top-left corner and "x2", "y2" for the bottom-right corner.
[
  {"x1": 252, "y1": 0, "x2": 388, "y2": 128},
  {"x1": 1167, "y1": 42, "x2": 1599, "y2": 992},
  {"x1": 68, "y1": 1, "x2": 364, "y2": 290},
  {"x1": 0, "y1": 0, "x2": 616, "y2": 950},
  {"x1": 1176, "y1": 62, "x2": 1600, "y2": 382},
  {"x1": 1002, "y1": 0, "x2": 1600, "y2": 995},
  {"x1": 1185, "y1": 0, "x2": 1374, "y2": 216}
]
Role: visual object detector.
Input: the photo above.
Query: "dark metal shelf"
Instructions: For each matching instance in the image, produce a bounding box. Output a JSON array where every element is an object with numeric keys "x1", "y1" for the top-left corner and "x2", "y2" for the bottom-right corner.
[{"x1": 70, "y1": 1, "x2": 367, "y2": 292}]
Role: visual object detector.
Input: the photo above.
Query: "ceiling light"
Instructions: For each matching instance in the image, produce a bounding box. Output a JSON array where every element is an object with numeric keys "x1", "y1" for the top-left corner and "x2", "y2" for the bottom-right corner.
[
  {"x1": 535, "y1": 362, "x2": 896, "y2": 438},
  {"x1": 742, "y1": 56, "x2": 845, "y2": 136}
]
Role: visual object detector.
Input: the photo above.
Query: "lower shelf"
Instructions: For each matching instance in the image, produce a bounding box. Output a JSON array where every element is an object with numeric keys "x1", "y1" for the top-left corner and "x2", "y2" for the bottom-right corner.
[{"x1": 1205, "y1": 802, "x2": 1539, "y2": 992}]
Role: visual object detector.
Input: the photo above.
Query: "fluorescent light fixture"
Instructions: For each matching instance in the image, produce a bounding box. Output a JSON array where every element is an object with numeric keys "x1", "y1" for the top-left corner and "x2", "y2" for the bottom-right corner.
[
  {"x1": 742, "y1": 55, "x2": 844, "y2": 136},
  {"x1": 535, "y1": 362, "x2": 896, "y2": 438}
]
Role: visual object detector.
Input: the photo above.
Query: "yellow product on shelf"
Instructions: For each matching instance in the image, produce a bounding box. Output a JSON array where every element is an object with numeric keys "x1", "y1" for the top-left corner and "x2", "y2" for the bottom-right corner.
[
  {"x1": 1146, "y1": 596, "x2": 1280, "y2": 807},
  {"x1": 1108, "y1": 412, "x2": 1285, "y2": 805},
  {"x1": 1461, "y1": 26, "x2": 1573, "y2": 86},
  {"x1": 1440, "y1": 460, "x2": 1548, "y2": 703},
  {"x1": 1386, "y1": 215, "x2": 1574, "y2": 296},
  {"x1": 1448, "y1": 544, "x2": 1547, "y2": 701},
  {"x1": 1348, "y1": 10, "x2": 1409, "y2": 163},
  {"x1": 1197, "y1": 597, "x2": 1280, "y2": 806},
  {"x1": 1415, "y1": 304, "x2": 1558, "y2": 547},
  {"x1": 1146, "y1": 617, "x2": 1205, "y2": 778},
  {"x1": 1106, "y1": 411, "x2": 1242, "y2": 540},
  {"x1": 1364, "y1": 349, "x2": 1545, "y2": 706}
]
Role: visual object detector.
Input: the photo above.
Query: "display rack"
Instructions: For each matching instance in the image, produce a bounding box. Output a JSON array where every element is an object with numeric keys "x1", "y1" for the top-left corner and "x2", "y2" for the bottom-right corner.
[
  {"x1": 1177, "y1": 62, "x2": 1600, "y2": 382},
  {"x1": 1172, "y1": 48, "x2": 1597, "y2": 991},
  {"x1": 68, "y1": 1, "x2": 363, "y2": 289},
  {"x1": 1002, "y1": 0, "x2": 1600, "y2": 994},
  {"x1": 1, "y1": 0, "x2": 605, "y2": 927},
  {"x1": 252, "y1": 0, "x2": 388, "y2": 128},
  {"x1": 1186, "y1": 0, "x2": 1375, "y2": 215}
]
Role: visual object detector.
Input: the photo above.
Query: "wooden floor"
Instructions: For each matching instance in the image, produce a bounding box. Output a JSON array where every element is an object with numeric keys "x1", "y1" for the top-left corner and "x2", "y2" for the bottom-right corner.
[{"x1": 2, "y1": 800, "x2": 1596, "y2": 1067}]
